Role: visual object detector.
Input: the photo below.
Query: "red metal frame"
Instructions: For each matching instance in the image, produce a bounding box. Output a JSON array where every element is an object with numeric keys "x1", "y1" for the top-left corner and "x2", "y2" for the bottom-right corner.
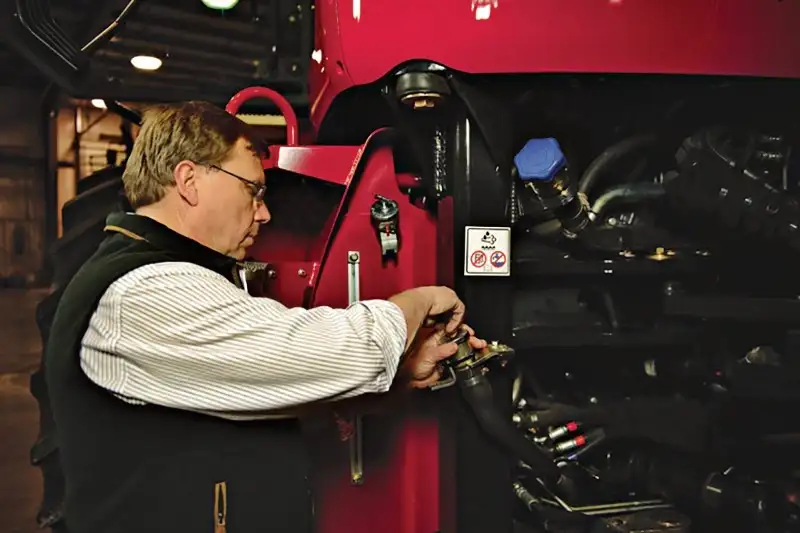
[
  {"x1": 309, "y1": 0, "x2": 800, "y2": 129},
  {"x1": 226, "y1": 86, "x2": 301, "y2": 147},
  {"x1": 227, "y1": 90, "x2": 441, "y2": 533}
]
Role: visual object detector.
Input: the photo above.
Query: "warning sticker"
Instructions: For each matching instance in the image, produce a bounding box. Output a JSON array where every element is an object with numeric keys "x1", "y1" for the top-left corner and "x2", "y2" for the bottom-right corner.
[
  {"x1": 464, "y1": 226, "x2": 511, "y2": 276},
  {"x1": 470, "y1": 250, "x2": 487, "y2": 268}
]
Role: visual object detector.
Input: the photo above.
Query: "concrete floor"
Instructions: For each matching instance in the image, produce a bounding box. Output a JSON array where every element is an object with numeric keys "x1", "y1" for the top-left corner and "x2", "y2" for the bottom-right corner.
[{"x1": 0, "y1": 289, "x2": 48, "y2": 533}]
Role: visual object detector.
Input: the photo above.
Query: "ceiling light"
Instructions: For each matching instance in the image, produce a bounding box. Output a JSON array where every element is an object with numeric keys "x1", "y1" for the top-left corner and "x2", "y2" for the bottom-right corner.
[
  {"x1": 130, "y1": 55, "x2": 162, "y2": 71},
  {"x1": 201, "y1": 0, "x2": 239, "y2": 10},
  {"x1": 91, "y1": 99, "x2": 107, "y2": 109}
]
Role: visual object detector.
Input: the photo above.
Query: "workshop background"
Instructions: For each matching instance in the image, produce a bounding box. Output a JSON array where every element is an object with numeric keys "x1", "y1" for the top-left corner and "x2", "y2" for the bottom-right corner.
[{"x1": 0, "y1": 1, "x2": 312, "y2": 531}]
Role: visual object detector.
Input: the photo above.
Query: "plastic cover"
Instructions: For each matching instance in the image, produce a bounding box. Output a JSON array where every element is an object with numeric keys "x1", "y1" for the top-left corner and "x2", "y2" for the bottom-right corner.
[{"x1": 514, "y1": 138, "x2": 567, "y2": 182}]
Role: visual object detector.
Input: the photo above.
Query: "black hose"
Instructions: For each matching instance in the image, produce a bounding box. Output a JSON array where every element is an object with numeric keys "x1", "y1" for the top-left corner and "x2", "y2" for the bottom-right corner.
[
  {"x1": 80, "y1": 0, "x2": 142, "y2": 55},
  {"x1": 578, "y1": 134, "x2": 658, "y2": 196},
  {"x1": 457, "y1": 368, "x2": 560, "y2": 480},
  {"x1": 590, "y1": 182, "x2": 665, "y2": 218}
]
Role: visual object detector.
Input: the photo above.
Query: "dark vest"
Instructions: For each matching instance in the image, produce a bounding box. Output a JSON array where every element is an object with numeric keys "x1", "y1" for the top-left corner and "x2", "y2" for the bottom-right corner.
[{"x1": 45, "y1": 213, "x2": 313, "y2": 533}]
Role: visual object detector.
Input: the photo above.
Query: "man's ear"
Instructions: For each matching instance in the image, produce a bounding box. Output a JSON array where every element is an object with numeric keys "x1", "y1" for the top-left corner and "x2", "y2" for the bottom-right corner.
[{"x1": 174, "y1": 160, "x2": 199, "y2": 206}]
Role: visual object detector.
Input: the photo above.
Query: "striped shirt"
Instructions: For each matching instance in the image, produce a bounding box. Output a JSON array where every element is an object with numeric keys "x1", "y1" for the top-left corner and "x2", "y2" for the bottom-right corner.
[{"x1": 79, "y1": 261, "x2": 407, "y2": 420}]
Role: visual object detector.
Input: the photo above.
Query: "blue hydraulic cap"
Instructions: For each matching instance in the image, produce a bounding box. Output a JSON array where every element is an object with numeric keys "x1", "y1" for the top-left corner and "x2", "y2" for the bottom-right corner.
[{"x1": 514, "y1": 138, "x2": 567, "y2": 182}]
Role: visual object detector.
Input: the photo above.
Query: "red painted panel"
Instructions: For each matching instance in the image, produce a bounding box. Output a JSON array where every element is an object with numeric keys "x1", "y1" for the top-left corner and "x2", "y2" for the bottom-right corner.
[
  {"x1": 310, "y1": 0, "x2": 800, "y2": 127},
  {"x1": 247, "y1": 130, "x2": 441, "y2": 533}
]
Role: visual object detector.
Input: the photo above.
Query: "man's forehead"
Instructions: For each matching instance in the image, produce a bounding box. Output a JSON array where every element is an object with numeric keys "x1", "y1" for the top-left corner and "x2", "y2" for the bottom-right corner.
[{"x1": 228, "y1": 140, "x2": 265, "y2": 178}]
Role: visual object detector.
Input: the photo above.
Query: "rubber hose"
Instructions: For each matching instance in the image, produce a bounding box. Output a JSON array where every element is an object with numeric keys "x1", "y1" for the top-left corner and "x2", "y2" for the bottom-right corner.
[
  {"x1": 590, "y1": 182, "x2": 666, "y2": 218},
  {"x1": 578, "y1": 134, "x2": 658, "y2": 195},
  {"x1": 457, "y1": 369, "x2": 560, "y2": 480}
]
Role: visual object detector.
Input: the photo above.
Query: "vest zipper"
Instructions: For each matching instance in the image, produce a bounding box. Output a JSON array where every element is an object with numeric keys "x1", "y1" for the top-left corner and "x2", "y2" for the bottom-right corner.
[
  {"x1": 232, "y1": 265, "x2": 244, "y2": 289},
  {"x1": 214, "y1": 481, "x2": 227, "y2": 533}
]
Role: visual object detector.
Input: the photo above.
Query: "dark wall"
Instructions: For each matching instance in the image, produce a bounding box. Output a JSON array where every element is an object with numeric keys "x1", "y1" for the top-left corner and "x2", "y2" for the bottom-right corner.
[{"x1": 0, "y1": 87, "x2": 47, "y2": 285}]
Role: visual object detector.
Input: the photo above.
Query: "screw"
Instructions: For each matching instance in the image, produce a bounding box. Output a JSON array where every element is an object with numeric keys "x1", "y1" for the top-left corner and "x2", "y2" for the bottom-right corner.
[
  {"x1": 267, "y1": 270, "x2": 277, "y2": 279},
  {"x1": 298, "y1": 269, "x2": 307, "y2": 277}
]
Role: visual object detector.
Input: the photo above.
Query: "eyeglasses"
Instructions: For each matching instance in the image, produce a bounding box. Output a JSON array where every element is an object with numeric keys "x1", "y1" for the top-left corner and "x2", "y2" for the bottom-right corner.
[{"x1": 198, "y1": 162, "x2": 266, "y2": 203}]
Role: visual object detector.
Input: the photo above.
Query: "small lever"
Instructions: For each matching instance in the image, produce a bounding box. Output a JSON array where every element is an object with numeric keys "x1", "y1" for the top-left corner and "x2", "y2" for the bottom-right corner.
[{"x1": 429, "y1": 330, "x2": 468, "y2": 391}]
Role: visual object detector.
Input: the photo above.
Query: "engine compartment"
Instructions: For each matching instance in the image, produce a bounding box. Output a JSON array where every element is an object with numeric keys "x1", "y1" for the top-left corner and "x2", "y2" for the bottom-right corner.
[{"x1": 378, "y1": 71, "x2": 800, "y2": 533}]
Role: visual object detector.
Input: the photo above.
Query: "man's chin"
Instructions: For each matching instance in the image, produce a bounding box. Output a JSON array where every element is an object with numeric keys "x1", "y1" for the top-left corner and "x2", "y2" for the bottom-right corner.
[{"x1": 230, "y1": 248, "x2": 247, "y2": 261}]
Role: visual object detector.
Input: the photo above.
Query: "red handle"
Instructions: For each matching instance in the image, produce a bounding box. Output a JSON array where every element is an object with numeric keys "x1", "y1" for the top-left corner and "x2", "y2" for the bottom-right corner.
[{"x1": 225, "y1": 86, "x2": 299, "y2": 146}]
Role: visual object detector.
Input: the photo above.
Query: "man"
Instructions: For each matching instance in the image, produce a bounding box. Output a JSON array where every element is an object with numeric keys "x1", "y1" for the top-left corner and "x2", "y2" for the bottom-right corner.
[{"x1": 45, "y1": 101, "x2": 483, "y2": 533}]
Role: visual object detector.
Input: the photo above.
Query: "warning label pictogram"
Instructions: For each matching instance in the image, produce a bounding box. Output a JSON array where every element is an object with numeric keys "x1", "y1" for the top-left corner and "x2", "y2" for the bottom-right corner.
[
  {"x1": 490, "y1": 251, "x2": 506, "y2": 269},
  {"x1": 470, "y1": 250, "x2": 487, "y2": 268},
  {"x1": 464, "y1": 226, "x2": 511, "y2": 277}
]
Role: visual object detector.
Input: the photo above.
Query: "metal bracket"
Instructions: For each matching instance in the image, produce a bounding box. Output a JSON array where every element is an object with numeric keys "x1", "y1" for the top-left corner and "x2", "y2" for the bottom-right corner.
[
  {"x1": 429, "y1": 366, "x2": 457, "y2": 391},
  {"x1": 370, "y1": 195, "x2": 400, "y2": 259},
  {"x1": 346, "y1": 251, "x2": 364, "y2": 485}
]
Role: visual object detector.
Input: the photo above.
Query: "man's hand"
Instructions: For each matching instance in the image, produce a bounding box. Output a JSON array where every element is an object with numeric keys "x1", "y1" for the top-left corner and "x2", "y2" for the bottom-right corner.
[
  {"x1": 420, "y1": 286, "x2": 465, "y2": 334},
  {"x1": 402, "y1": 325, "x2": 487, "y2": 389},
  {"x1": 388, "y1": 286, "x2": 466, "y2": 350}
]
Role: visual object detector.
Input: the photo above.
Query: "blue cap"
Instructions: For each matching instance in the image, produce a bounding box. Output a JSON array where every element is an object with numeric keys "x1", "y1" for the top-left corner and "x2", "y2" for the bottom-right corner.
[{"x1": 514, "y1": 138, "x2": 567, "y2": 182}]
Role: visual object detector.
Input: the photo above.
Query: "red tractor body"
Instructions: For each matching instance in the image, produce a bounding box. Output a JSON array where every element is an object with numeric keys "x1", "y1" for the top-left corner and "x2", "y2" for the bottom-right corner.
[
  {"x1": 226, "y1": 90, "x2": 442, "y2": 533},
  {"x1": 309, "y1": 0, "x2": 800, "y2": 129},
  {"x1": 223, "y1": 4, "x2": 800, "y2": 533}
]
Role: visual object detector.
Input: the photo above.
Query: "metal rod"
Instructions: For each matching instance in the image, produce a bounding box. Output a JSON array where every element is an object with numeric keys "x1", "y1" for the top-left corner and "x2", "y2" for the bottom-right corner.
[{"x1": 346, "y1": 251, "x2": 364, "y2": 485}]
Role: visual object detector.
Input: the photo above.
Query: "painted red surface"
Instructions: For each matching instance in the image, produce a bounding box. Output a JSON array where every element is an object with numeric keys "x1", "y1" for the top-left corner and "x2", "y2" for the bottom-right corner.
[
  {"x1": 309, "y1": 0, "x2": 800, "y2": 128},
  {"x1": 240, "y1": 124, "x2": 440, "y2": 533},
  {"x1": 231, "y1": 1, "x2": 800, "y2": 524}
]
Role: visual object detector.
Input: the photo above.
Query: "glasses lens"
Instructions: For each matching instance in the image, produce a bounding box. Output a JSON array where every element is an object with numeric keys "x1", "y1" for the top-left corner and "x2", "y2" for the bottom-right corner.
[{"x1": 254, "y1": 185, "x2": 266, "y2": 203}]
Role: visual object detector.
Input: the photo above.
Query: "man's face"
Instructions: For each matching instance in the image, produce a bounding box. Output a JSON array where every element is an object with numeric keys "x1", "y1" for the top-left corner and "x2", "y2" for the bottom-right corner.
[{"x1": 194, "y1": 138, "x2": 271, "y2": 259}]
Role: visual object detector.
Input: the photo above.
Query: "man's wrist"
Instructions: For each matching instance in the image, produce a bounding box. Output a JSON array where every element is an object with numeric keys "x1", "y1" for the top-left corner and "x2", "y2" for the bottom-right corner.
[{"x1": 388, "y1": 288, "x2": 433, "y2": 350}]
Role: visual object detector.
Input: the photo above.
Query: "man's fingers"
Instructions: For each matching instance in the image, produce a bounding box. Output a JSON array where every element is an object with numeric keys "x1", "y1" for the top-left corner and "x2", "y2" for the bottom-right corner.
[
  {"x1": 421, "y1": 327, "x2": 448, "y2": 348},
  {"x1": 467, "y1": 336, "x2": 487, "y2": 350},
  {"x1": 411, "y1": 368, "x2": 443, "y2": 389},
  {"x1": 444, "y1": 301, "x2": 465, "y2": 333},
  {"x1": 445, "y1": 313, "x2": 464, "y2": 333},
  {"x1": 434, "y1": 342, "x2": 458, "y2": 361}
]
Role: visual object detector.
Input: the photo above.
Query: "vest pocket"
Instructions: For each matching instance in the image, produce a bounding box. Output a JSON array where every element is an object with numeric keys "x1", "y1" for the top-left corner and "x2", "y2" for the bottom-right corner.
[{"x1": 214, "y1": 481, "x2": 227, "y2": 533}]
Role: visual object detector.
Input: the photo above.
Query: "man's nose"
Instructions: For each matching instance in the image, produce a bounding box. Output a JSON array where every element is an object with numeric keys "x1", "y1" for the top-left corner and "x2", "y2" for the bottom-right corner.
[{"x1": 254, "y1": 201, "x2": 271, "y2": 224}]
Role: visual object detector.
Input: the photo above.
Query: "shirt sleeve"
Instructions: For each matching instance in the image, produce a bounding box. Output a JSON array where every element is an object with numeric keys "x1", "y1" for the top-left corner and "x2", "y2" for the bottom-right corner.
[{"x1": 79, "y1": 261, "x2": 408, "y2": 418}]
